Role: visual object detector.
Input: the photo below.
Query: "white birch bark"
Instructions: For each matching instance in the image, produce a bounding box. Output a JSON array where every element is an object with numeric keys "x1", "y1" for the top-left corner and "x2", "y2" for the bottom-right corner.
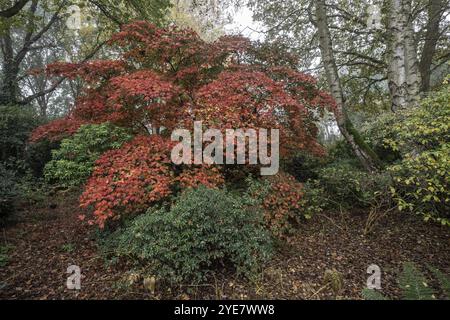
[
  {"x1": 315, "y1": 0, "x2": 378, "y2": 171},
  {"x1": 403, "y1": 0, "x2": 421, "y2": 107},
  {"x1": 387, "y1": 0, "x2": 421, "y2": 111},
  {"x1": 387, "y1": 0, "x2": 408, "y2": 112}
]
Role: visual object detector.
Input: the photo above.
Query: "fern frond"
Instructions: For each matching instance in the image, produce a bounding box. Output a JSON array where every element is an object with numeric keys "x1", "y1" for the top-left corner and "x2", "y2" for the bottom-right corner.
[
  {"x1": 399, "y1": 262, "x2": 435, "y2": 300},
  {"x1": 362, "y1": 288, "x2": 388, "y2": 300},
  {"x1": 428, "y1": 265, "x2": 450, "y2": 299}
]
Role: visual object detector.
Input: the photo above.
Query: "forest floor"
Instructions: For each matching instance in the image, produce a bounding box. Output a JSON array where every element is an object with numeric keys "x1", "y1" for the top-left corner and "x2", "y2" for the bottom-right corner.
[{"x1": 0, "y1": 192, "x2": 449, "y2": 300}]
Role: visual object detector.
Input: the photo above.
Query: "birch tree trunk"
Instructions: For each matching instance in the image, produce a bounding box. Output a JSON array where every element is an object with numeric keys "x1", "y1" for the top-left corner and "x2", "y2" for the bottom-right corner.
[
  {"x1": 387, "y1": 0, "x2": 422, "y2": 111},
  {"x1": 314, "y1": 0, "x2": 379, "y2": 172},
  {"x1": 403, "y1": 1, "x2": 421, "y2": 108},
  {"x1": 387, "y1": 0, "x2": 408, "y2": 112}
]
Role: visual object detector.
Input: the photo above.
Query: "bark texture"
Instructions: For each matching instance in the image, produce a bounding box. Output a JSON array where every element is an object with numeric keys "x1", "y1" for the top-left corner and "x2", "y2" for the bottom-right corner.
[
  {"x1": 403, "y1": 1, "x2": 421, "y2": 108},
  {"x1": 419, "y1": 0, "x2": 445, "y2": 92},
  {"x1": 315, "y1": 0, "x2": 379, "y2": 172},
  {"x1": 0, "y1": 26, "x2": 20, "y2": 104},
  {"x1": 387, "y1": 0, "x2": 422, "y2": 111}
]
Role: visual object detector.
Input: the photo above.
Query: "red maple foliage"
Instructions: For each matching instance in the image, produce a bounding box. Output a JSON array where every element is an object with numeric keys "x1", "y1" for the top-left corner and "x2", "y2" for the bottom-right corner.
[
  {"x1": 30, "y1": 117, "x2": 88, "y2": 143},
  {"x1": 246, "y1": 171, "x2": 306, "y2": 238},
  {"x1": 31, "y1": 21, "x2": 335, "y2": 227},
  {"x1": 79, "y1": 135, "x2": 174, "y2": 227},
  {"x1": 260, "y1": 173, "x2": 305, "y2": 238}
]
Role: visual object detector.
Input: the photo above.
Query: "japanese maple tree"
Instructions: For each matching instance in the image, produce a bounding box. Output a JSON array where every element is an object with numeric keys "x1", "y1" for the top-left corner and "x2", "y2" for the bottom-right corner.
[{"x1": 31, "y1": 21, "x2": 335, "y2": 227}]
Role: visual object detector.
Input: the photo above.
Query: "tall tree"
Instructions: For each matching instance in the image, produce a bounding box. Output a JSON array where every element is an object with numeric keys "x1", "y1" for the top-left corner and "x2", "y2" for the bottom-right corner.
[
  {"x1": 315, "y1": 0, "x2": 379, "y2": 171},
  {"x1": 247, "y1": 0, "x2": 449, "y2": 167},
  {"x1": 0, "y1": 0, "x2": 171, "y2": 106},
  {"x1": 248, "y1": 0, "x2": 449, "y2": 105},
  {"x1": 419, "y1": 0, "x2": 447, "y2": 92}
]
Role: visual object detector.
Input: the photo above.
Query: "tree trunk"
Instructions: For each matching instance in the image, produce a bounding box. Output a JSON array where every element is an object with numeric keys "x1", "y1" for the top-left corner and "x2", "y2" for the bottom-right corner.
[
  {"x1": 387, "y1": 0, "x2": 408, "y2": 112},
  {"x1": 0, "y1": 27, "x2": 20, "y2": 105},
  {"x1": 403, "y1": 0, "x2": 421, "y2": 107},
  {"x1": 387, "y1": 0, "x2": 423, "y2": 110},
  {"x1": 315, "y1": 0, "x2": 379, "y2": 172},
  {"x1": 419, "y1": 0, "x2": 444, "y2": 92}
]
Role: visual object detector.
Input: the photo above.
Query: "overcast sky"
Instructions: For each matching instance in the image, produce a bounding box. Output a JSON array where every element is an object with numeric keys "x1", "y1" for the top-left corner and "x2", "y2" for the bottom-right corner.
[{"x1": 224, "y1": 6, "x2": 265, "y2": 41}]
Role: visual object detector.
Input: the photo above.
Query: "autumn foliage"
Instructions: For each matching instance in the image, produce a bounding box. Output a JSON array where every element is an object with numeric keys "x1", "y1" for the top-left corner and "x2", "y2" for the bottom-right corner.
[
  {"x1": 248, "y1": 173, "x2": 305, "y2": 238},
  {"x1": 79, "y1": 135, "x2": 173, "y2": 227},
  {"x1": 31, "y1": 21, "x2": 335, "y2": 227}
]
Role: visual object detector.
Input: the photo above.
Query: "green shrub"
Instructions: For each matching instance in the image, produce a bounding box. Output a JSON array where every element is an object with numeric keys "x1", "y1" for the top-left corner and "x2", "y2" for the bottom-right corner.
[
  {"x1": 108, "y1": 187, "x2": 273, "y2": 284},
  {"x1": 283, "y1": 151, "x2": 327, "y2": 182},
  {"x1": 389, "y1": 144, "x2": 449, "y2": 226},
  {"x1": 25, "y1": 139, "x2": 59, "y2": 177},
  {"x1": 44, "y1": 123, "x2": 132, "y2": 187},
  {"x1": 359, "y1": 81, "x2": 449, "y2": 225},
  {"x1": 362, "y1": 112, "x2": 402, "y2": 164},
  {"x1": 385, "y1": 83, "x2": 450, "y2": 226},
  {"x1": 0, "y1": 104, "x2": 57, "y2": 178},
  {"x1": 384, "y1": 86, "x2": 449, "y2": 155},
  {"x1": 316, "y1": 161, "x2": 391, "y2": 208},
  {"x1": 298, "y1": 181, "x2": 327, "y2": 219},
  {"x1": 327, "y1": 139, "x2": 360, "y2": 164},
  {"x1": 0, "y1": 165, "x2": 18, "y2": 224},
  {"x1": 0, "y1": 104, "x2": 39, "y2": 164}
]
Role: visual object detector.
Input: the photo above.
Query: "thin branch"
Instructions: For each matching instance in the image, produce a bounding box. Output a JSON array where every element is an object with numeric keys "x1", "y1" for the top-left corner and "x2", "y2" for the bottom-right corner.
[
  {"x1": 19, "y1": 40, "x2": 107, "y2": 104},
  {"x1": 16, "y1": 0, "x2": 68, "y2": 65},
  {"x1": 336, "y1": 50, "x2": 386, "y2": 66},
  {"x1": 88, "y1": 0, "x2": 123, "y2": 27}
]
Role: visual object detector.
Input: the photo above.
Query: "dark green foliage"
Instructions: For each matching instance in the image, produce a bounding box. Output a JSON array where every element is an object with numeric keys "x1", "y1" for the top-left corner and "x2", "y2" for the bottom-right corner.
[
  {"x1": 283, "y1": 152, "x2": 325, "y2": 182},
  {"x1": 107, "y1": 187, "x2": 273, "y2": 284},
  {"x1": 0, "y1": 105, "x2": 39, "y2": 164},
  {"x1": 44, "y1": 123, "x2": 133, "y2": 187},
  {"x1": 327, "y1": 140, "x2": 361, "y2": 166},
  {"x1": 315, "y1": 161, "x2": 391, "y2": 208},
  {"x1": 0, "y1": 105, "x2": 51, "y2": 221},
  {"x1": 0, "y1": 104, "x2": 55, "y2": 178},
  {"x1": 0, "y1": 104, "x2": 48, "y2": 178},
  {"x1": 25, "y1": 139, "x2": 59, "y2": 177},
  {"x1": 0, "y1": 164, "x2": 17, "y2": 224}
]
